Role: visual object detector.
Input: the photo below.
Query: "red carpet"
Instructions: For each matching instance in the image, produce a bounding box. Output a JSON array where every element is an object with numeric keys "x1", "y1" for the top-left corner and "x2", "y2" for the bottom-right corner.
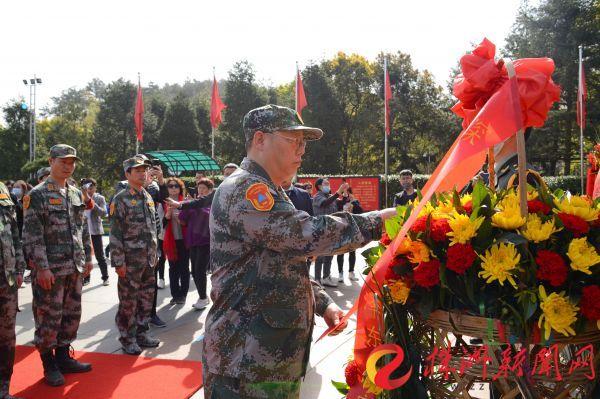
[{"x1": 10, "y1": 345, "x2": 203, "y2": 399}]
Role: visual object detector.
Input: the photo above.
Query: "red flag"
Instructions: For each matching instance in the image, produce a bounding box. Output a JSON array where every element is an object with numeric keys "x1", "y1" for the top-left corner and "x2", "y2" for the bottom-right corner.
[
  {"x1": 295, "y1": 67, "x2": 308, "y2": 118},
  {"x1": 384, "y1": 60, "x2": 392, "y2": 135},
  {"x1": 577, "y1": 61, "x2": 587, "y2": 129},
  {"x1": 134, "y1": 81, "x2": 144, "y2": 143},
  {"x1": 210, "y1": 76, "x2": 226, "y2": 129}
]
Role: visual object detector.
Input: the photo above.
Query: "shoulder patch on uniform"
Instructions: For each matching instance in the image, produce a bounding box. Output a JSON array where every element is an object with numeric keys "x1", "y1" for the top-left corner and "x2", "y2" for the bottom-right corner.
[
  {"x1": 49, "y1": 198, "x2": 63, "y2": 205},
  {"x1": 131, "y1": 199, "x2": 137, "y2": 206},
  {"x1": 23, "y1": 195, "x2": 31, "y2": 209},
  {"x1": 0, "y1": 193, "x2": 8, "y2": 200},
  {"x1": 245, "y1": 183, "x2": 275, "y2": 212},
  {"x1": 110, "y1": 203, "x2": 115, "y2": 216}
]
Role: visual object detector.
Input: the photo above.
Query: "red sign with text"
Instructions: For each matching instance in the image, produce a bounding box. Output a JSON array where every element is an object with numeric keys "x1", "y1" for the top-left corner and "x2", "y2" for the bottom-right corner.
[{"x1": 297, "y1": 177, "x2": 381, "y2": 211}]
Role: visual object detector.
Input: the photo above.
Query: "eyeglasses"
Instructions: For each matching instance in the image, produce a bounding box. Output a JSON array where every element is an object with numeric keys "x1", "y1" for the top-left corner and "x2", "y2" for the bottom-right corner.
[
  {"x1": 269, "y1": 132, "x2": 307, "y2": 150},
  {"x1": 167, "y1": 184, "x2": 180, "y2": 189}
]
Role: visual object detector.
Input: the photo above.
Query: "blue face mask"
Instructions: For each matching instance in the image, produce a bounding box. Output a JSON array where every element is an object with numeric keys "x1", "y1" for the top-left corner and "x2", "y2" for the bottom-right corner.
[
  {"x1": 11, "y1": 188, "x2": 22, "y2": 197},
  {"x1": 321, "y1": 186, "x2": 330, "y2": 194}
]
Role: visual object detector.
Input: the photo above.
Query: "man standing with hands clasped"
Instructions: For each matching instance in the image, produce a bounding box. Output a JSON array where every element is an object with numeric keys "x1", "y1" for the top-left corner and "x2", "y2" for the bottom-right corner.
[
  {"x1": 110, "y1": 155, "x2": 161, "y2": 355},
  {"x1": 199, "y1": 104, "x2": 398, "y2": 398},
  {"x1": 22, "y1": 144, "x2": 94, "y2": 387}
]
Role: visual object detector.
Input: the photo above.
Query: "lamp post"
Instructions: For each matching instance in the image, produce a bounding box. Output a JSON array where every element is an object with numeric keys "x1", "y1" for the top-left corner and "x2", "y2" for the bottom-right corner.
[{"x1": 22, "y1": 76, "x2": 42, "y2": 162}]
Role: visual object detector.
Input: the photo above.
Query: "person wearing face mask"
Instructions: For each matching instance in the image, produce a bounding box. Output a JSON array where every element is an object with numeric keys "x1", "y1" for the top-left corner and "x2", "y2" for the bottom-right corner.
[
  {"x1": 9, "y1": 181, "x2": 27, "y2": 237},
  {"x1": 393, "y1": 169, "x2": 417, "y2": 207},
  {"x1": 312, "y1": 178, "x2": 349, "y2": 287}
]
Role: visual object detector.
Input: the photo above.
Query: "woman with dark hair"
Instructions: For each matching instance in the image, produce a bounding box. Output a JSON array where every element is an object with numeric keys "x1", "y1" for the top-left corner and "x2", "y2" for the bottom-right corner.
[
  {"x1": 163, "y1": 177, "x2": 190, "y2": 304},
  {"x1": 179, "y1": 177, "x2": 215, "y2": 310},
  {"x1": 312, "y1": 177, "x2": 349, "y2": 287}
]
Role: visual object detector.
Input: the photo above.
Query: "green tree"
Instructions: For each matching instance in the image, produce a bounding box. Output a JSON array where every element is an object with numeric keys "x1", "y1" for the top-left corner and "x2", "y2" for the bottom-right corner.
[
  {"x1": 0, "y1": 101, "x2": 30, "y2": 180},
  {"x1": 158, "y1": 93, "x2": 201, "y2": 150}
]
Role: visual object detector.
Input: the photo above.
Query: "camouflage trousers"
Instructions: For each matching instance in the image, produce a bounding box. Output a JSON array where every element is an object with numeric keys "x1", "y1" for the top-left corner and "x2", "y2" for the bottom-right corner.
[
  {"x1": 32, "y1": 271, "x2": 82, "y2": 353},
  {"x1": 0, "y1": 274, "x2": 17, "y2": 397},
  {"x1": 203, "y1": 372, "x2": 300, "y2": 399},
  {"x1": 116, "y1": 265, "x2": 155, "y2": 345}
]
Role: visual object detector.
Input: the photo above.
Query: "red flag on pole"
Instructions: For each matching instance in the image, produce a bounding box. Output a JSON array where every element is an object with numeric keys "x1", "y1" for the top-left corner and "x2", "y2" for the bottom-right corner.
[
  {"x1": 210, "y1": 76, "x2": 226, "y2": 129},
  {"x1": 384, "y1": 60, "x2": 392, "y2": 135},
  {"x1": 134, "y1": 80, "x2": 144, "y2": 143},
  {"x1": 295, "y1": 66, "x2": 307, "y2": 118},
  {"x1": 577, "y1": 59, "x2": 587, "y2": 129}
]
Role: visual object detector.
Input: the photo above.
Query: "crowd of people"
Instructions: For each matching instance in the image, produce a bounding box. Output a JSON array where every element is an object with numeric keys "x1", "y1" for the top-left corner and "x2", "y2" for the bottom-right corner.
[{"x1": 0, "y1": 104, "x2": 404, "y2": 399}]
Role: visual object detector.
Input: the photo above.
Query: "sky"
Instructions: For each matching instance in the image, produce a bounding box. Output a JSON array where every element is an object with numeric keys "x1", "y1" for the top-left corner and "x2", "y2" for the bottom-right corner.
[{"x1": 0, "y1": 0, "x2": 522, "y2": 112}]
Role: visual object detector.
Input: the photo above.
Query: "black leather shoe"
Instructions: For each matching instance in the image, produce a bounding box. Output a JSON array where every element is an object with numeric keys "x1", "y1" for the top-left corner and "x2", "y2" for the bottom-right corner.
[
  {"x1": 40, "y1": 350, "x2": 65, "y2": 387},
  {"x1": 55, "y1": 346, "x2": 92, "y2": 373}
]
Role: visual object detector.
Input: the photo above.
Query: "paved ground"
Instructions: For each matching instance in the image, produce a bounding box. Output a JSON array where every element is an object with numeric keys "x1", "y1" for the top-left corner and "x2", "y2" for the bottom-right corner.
[{"x1": 15, "y1": 238, "x2": 490, "y2": 398}]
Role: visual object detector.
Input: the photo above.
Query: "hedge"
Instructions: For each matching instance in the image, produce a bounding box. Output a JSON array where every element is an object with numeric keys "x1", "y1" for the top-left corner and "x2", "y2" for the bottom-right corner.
[{"x1": 179, "y1": 174, "x2": 582, "y2": 209}]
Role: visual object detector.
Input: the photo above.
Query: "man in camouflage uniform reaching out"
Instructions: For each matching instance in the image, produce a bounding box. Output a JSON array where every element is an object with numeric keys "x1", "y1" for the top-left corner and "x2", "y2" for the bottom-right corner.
[
  {"x1": 200, "y1": 105, "x2": 398, "y2": 398},
  {"x1": 0, "y1": 181, "x2": 26, "y2": 399},
  {"x1": 22, "y1": 144, "x2": 94, "y2": 387},
  {"x1": 110, "y1": 155, "x2": 161, "y2": 355}
]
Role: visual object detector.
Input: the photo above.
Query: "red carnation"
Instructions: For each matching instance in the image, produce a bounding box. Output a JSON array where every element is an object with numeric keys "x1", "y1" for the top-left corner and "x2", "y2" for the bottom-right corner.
[
  {"x1": 527, "y1": 199, "x2": 551, "y2": 215},
  {"x1": 446, "y1": 243, "x2": 477, "y2": 274},
  {"x1": 556, "y1": 212, "x2": 590, "y2": 237},
  {"x1": 580, "y1": 285, "x2": 600, "y2": 322},
  {"x1": 345, "y1": 360, "x2": 362, "y2": 387},
  {"x1": 380, "y1": 232, "x2": 392, "y2": 246},
  {"x1": 535, "y1": 250, "x2": 568, "y2": 287},
  {"x1": 431, "y1": 218, "x2": 451, "y2": 242},
  {"x1": 462, "y1": 200, "x2": 473, "y2": 215},
  {"x1": 410, "y1": 216, "x2": 428, "y2": 234},
  {"x1": 413, "y1": 259, "x2": 440, "y2": 288}
]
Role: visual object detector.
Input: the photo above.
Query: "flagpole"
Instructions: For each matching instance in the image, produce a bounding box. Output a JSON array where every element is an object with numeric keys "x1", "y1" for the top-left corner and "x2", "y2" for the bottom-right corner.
[
  {"x1": 136, "y1": 72, "x2": 140, "y2": 155},
  {"x1": 384, "y1": 58, "x2": 389, "y2": 208},
  {"x1": 295, "y1": 62, "x2": 299, "y2": 114},
  {"x1": 579, "y1": 45, "x2": 584, "y2": 194}
]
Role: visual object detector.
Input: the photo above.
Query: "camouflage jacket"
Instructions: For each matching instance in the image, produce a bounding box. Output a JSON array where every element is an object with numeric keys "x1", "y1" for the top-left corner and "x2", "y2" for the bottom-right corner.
[
  {"x1": 109, "y1": 186, "x2": 160, "y2": 269},
  {"x1": 0, "y1": 182, "x2": 26, "y2": 286},
  {"x1": 203, "y1": 158, "x2": 383, "y2": 382},
  {"x1": 22, "y1": 177, "x2": 92, "y2": 276}
]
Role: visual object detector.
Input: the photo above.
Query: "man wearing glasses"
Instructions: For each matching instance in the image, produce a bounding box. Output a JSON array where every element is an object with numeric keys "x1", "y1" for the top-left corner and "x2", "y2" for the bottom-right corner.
[{"x1": 199, "y1": 104, "x2": 398, "y2": 398}]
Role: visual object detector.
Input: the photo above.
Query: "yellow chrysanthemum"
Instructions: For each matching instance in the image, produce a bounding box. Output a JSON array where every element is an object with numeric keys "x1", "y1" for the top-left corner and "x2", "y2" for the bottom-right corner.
[
  {"x1": 538, "y1": 286, "x2": 578, "y2": 340},
  {"x1": 519, "y1": 214, "x2": 561, "y2": 243},
  {"x1": 433, "y1": 200, "x2": 455, "y2": 219},
  {"x1": 527, "y1": 190, "x2": 539, "y2": 201},
  {"x1": 362, "y1": 373, "x2": 383, "y2": 395},
  {"x1": 567, "y1": 238, "x2": 600, "y2": 274},
  {"x1": 478, "y1": 242, "x2": 520, "y2": 288},
  {"x1": 388, "y1": 279, "x2": 411, "y2": 304},
  {"x1": 408, "y1": 240, "x2": 430, "y2": 263},
  {"x1": 554, "y1": 195, "x2": 599, "y2": 222},
  {"x1": 460, "y1": 194, "x2": 472, "y2": 207},
  {"x1": 417, "y1": 202, "x2": 436, "y2": 218},
  {"x1": 491, "y1": 192, "x2": 526, "y2": 229},
  {"x1": 394, "y1": 237, "x2": 413, "y2": 257},
  {"x1": 447, "y1": 211, "x2": 485, "y2": 245}
]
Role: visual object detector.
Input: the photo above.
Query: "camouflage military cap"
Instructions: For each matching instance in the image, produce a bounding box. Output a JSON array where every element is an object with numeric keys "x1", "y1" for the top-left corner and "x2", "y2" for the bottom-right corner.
[
  {"x1": 49, "y1": 144, "x2": 82, "y2": 162},
  {"x1": 36, "y1": 167, "x2": 51, "y2": 181},
  {"x1": 123, "y1": 154, "x2": 152, "y2": 173},
  {"x1": 242, "y1": 104, "x2": 323, "y2": 141}
]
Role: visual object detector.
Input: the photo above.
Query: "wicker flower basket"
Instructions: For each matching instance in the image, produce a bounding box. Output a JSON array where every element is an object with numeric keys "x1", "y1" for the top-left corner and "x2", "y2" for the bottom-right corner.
[{"x1": 416, "y1": 310, "x2": 600, "y2": 399}]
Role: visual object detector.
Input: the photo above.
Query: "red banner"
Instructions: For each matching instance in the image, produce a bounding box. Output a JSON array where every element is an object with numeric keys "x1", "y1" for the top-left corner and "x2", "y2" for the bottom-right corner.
[{"x1": 296, "y1": 176, "x2": 381, "y2": 211}]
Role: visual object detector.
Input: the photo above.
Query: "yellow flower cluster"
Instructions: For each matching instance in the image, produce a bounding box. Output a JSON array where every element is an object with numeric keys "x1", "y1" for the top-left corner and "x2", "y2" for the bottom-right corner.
[
  {"x1": 388, "y1": 279, "x2": 411, "y2": 304},
  {"x1": 362, "y1": 373, "x2": 383, "y2": 395},
  {"x1": 491, "y1": 192, "x2": 526, "y2": 230},
  {"x1": 554, "y1": 195, "x2": 599, "y2": 221},
  {"x1": 567, "y1": 238, "x2": 600, "y2": 274},
  {"x1": 519, "y1": 214, "x2": 561, "y2": 243},
  {"x1": 538, "y1": 286, "x2": 578, "y2": 340},
  {"x1": 447, "y1": 212, "x2": 485, "y2": 246},
  {"x1": 478, "y1": 242, "x2": 520, "y2": 288},
  {"x1": 394, "y1": 237, "x2": 431, "y2": 263}
]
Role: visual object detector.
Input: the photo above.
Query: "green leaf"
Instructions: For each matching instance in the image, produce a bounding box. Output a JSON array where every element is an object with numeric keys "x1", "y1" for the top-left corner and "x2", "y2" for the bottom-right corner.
[
  {"x1": 385, "y1": 214, "x2": 402, "y2": 240},
  {"x1": 331, "y1": 380, "x2": 349, "y2": 395}
]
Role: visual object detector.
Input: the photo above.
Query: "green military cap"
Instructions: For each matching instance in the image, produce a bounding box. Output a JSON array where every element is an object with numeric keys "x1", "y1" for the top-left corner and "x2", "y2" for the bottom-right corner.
[
  {"x1": 36, "y1": 167, "x2": 51, "y2": 181},
  {"x1": 123, "y1": 154, "x2": 152, "y2": 173},
  {"x1": 49, "y1": 144, "x2": 82, "y2": 162},
  {"x1": 242, "y1": 104, "x2": 323, "y2": 141}
]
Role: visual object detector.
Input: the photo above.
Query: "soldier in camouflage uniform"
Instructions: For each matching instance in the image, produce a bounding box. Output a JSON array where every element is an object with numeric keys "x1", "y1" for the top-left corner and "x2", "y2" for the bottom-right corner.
[
  {"x1": 0, "y1": 182, "x2": 25, "y2": 399},
  {"x1": 200, "y1": 105, "x2": 397, "y2": 399},
  {"x1": 22, "y1": 144, "x2": 94, "y2": 387},
  {"x1": 110, "y1": 156, "x2": 161, "y2": 355}
]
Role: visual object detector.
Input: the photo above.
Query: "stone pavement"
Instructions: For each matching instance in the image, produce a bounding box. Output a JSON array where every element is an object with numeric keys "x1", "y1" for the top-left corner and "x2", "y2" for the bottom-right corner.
[{"x1": 15, "y1": 238, "x2": 490, "y2": 398}]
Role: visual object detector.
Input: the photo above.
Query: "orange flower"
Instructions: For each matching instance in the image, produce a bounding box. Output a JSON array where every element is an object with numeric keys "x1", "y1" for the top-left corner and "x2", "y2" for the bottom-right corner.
[{"x1": 408, "y1": 240, "x2": 431, "y2": 263}]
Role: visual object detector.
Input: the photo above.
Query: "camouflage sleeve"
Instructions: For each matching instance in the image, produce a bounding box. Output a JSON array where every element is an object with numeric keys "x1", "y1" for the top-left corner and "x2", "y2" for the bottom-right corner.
[
  {"x1": 91, "y1": 194, "x2": 107, "y2": 218},
  {"x1": 230, "y1": 184, "x2": 383, "y2": 257},
  {"x1": 10, "y1": 207, "x2": 26, "y2": 275},
  {"x1": 22, "y1": 191, "x2": 49, "y2": 271},
  {"x1": 109, "y1": 197, "x2": 126, "y2": 268},
  {"x1": 312, "y1": 280, "x2": 334, "y2": 316}
]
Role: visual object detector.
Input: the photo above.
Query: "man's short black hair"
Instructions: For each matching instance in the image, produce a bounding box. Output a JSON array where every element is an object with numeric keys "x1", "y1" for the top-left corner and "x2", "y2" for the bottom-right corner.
[{"x1": 399, "y1": 169, "x2": 413, "y2": 177}]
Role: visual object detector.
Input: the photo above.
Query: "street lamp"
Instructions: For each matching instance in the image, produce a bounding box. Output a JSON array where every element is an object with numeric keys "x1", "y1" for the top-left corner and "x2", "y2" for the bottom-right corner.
[{"x1": 23, "y1": 76, "x2": 42, "y2": 162}]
